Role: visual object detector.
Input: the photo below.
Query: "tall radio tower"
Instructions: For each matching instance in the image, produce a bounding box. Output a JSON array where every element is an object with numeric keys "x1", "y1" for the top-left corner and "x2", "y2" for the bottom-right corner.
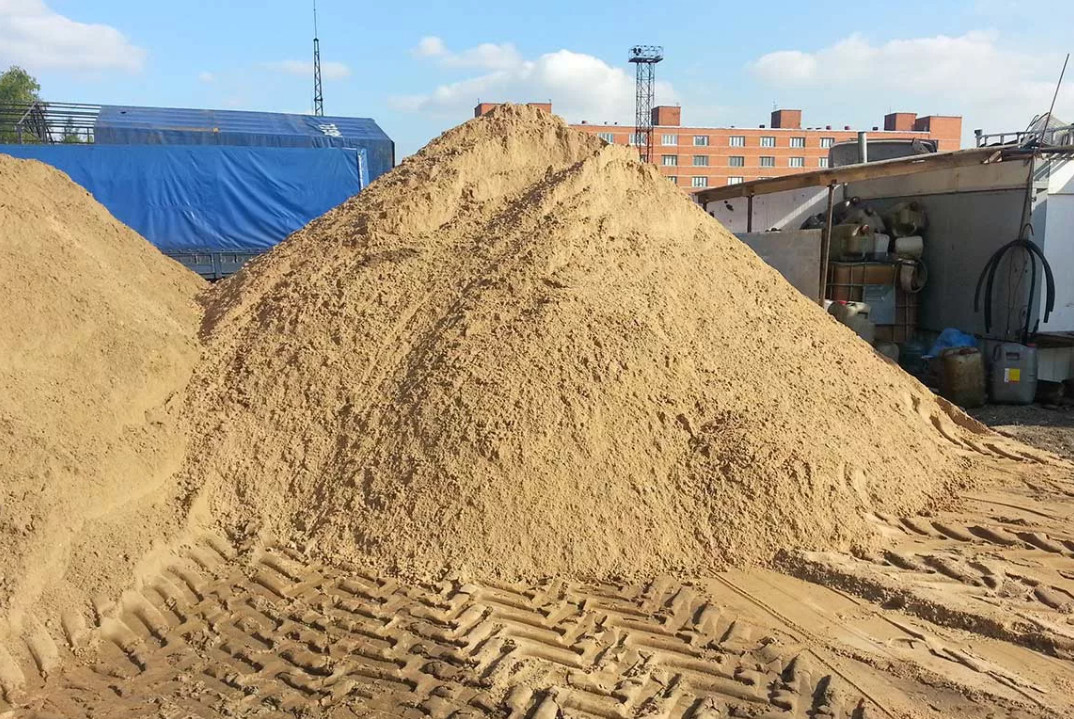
[
  {"x1": 628, "y1": 45, "x2": 663, "y2": 164},
  {"x1": 313, "y1": 0, "x2": 324, "y2": 116}
]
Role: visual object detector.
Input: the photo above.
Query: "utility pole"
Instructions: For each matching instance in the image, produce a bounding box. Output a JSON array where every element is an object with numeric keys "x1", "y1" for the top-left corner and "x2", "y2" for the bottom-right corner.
[
  {"x1": 313, "y1": 0, "x2": 324, "y2": 116},
  {"x1": 628, "y1": 45, "x2": 663, "y2": 163}
]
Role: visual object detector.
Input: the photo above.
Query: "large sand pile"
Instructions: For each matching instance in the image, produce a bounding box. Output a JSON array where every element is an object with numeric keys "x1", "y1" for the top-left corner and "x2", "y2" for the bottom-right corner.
[
  {"x1": 0, "y1": 155, "x2": 204, "y2": 635},
  {"x1": 185, "y1": 105, "x2": 992, "y2": 581}
]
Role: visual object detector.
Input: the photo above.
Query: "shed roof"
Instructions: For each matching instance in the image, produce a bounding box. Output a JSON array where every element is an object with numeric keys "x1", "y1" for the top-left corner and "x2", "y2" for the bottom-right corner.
[
  {"x1": 694, "y1": 147, "x2": 1005, "y2": 204},
  {"x1": 94, "y1": 105, "x2": 391, "y2": 148}
]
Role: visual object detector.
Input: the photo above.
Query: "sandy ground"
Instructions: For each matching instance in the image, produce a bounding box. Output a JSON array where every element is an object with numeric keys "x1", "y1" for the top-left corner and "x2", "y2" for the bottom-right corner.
[
  {"x1": 970, "y1": 404, "x2": 1074, "y2": 462},
  {"x1": 6, "y1": 445, "x2": 1074, "y2": 718},
  {"x1": 6, "y1": 108, "x2": 1074, "y2": 719}
]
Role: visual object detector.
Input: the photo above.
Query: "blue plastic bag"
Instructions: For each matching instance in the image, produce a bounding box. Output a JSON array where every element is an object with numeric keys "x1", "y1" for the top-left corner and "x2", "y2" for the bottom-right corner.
[{"x1": 927, "y1": 328, "x2": 978, "y2": 358}]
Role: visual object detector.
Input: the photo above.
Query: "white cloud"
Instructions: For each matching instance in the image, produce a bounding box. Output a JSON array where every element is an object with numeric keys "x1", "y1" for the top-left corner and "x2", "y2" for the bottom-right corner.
[
  {"x1": 750, "y1": 32, "x2": 1073, "y2": 136},
  {"x1": 0, "y1": 0, "x2": 146, "y2": 72},
  {"x1": 264, "y1": 59, "x2": 351, "y2": 80},
  {"x1": 197, "y1": 71, "x2": 215, "y2": 84},
  {"x1": 392, "y1": 39, "x2": 676, "y2": 123},
  {"x1": 414, "y1": 36, "x2": 446, "y2": 58},
  {"x1": 411, "y1": 36, "x2": 521, "y2": 71}
]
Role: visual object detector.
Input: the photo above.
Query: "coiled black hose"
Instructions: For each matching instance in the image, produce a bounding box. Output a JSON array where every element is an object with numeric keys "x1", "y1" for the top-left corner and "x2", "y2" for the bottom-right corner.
[{"x1": 973, "y1": 227, "x2": 1055, "y2": 342}]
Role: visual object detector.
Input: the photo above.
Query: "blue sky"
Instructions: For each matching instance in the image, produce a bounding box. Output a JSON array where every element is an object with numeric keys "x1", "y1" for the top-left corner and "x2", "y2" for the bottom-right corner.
[{"x1": 3, "y1": 0, "x2": 1073, "y2": 156}]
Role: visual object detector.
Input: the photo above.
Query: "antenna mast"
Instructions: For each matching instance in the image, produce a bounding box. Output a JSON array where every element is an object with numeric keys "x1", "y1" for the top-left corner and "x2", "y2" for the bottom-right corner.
[
  {"x1": 313, "y1": 0, "x2": 324, "y2": 116},
  {"x1": 628, "y1": 45, "x2": 663, "y2": 164}
]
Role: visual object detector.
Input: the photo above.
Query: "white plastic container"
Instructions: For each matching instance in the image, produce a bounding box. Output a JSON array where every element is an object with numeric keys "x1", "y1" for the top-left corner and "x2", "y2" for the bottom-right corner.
[
  {"x1": 894, "y1": 235, "x2": 924, "y2": 259},
  {"x1": 872, "y1": 233, "x2": 891, "y2": 259},
  {"x1": 990, "y1": 343, "x2": 1038, "y2": 405}
]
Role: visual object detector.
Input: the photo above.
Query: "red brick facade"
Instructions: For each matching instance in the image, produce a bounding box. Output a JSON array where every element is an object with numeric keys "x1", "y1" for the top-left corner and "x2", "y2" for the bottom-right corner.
[{"x1": 474, "y1": 103, "x2": 962, "y2": 194}]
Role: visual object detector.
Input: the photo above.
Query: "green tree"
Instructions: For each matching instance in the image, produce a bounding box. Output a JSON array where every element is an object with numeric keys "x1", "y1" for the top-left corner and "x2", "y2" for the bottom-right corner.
[
  {"x1": 61, "y1": 116, "x2": 83, "y2": 144},
  {"x1": 0, "y1": 66, "x2": 42, "y2": 143}
]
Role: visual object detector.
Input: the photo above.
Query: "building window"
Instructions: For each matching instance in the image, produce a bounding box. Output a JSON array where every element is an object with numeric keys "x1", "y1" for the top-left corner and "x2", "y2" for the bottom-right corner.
[
  {"x1": 759, "y1": 156, "x2": 775, "y2": 168},
  {"x1": 628, "y1": 132, "x2": 648, "y2": 145},
  {"x1": 760, "y1": 136, "x2": 776, "y2": 148},
  {"x1": 758, "y1": 176, "x2": 773, "y2": 180},
  {"x1": 820, "y1": 137, "x2": 835, "y2": 148},
  {"x1": 692, "y1": 155, "x2": 709, "y2": 167},
  {"x1": 693, "y1": 135, "x2": 709, "y2": 146},
  {"x1": 667, "y1": 176, "x2": 678, "y2": 184},
  {"x1": 728, "y1": 156, "x2": 745, "y2": 167},
  {"x1": 661, "y1": 134, "x2": 677, "y2": 146},
  {"x1": 789, "y1": 157, "x2": 805, "y2": 168},
  {"x1": 819, "y1": 157, "x2": 830, "y2": 168},
  {"x1": 597, "y1": 132, "x2": 615, "y2": 143},
  {"x1": 729, "y1": 135, "x2": 746, "y2": 147},
  {"x1": 691, "y1": 176, "x2": 708, "y2": 188},
  {"x1": 662, "y1": 155, "x2": 678, "y2": 166},
  {"x1": 727, "y1": 177, "x2": 744, "y2": 185},
  {"x1": 790, "y1": 137, "x2": 806, "y2": 148}
]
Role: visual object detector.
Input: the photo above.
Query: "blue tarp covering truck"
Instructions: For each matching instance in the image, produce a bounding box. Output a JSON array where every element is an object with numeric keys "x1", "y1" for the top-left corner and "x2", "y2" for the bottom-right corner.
[{"x1": 0, "y1": 105, "x2": 394, "y2": 278}]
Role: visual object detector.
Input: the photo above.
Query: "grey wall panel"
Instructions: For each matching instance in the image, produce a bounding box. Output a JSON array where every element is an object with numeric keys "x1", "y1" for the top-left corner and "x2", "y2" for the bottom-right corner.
[{"x1": 735, "y1": 230, "x2": 822, "y2": 301}]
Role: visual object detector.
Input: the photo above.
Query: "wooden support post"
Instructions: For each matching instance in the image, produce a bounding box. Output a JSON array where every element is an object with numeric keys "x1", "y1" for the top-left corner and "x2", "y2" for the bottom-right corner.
[
  {"x1": 818, "y1": 182, "x2": 836, "y2": 305},
  {"x1": 746, "y1": 194, "x2": 754, "y2": 233}
]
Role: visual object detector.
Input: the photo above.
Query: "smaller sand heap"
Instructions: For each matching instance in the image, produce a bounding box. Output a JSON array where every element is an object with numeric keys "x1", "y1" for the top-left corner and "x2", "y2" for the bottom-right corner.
[
  {"x1": 179, "y1": 104, "x2": 1009, "y2": 582},
  {"x1": 0, "y1": 155, "x2": 204, "y2": 637}
]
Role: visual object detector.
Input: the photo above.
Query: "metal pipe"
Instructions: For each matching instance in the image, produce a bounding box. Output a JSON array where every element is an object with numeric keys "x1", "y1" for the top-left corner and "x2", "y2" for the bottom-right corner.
[
  {"x1": 1040, "y1": 53, "x2": 1069, "y2": 145},
  {"x1": 818, "y1": 182, "x2": 836, "y2": 304},
  {"x1": 857, "y1": 132, "x2": 868, "y2": 163},
  {"x1": 746, "y1": 194, "x2": 754, "y2": 233}
]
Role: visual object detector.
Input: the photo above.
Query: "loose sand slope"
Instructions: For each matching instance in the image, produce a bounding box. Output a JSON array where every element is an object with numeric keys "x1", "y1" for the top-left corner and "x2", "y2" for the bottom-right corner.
[
  {"x1": 183, "y1": 105, "x2": 1006, "y2": 582},
  {"x1": 0, "y1": 155, "x2": 204, "y2": 635}
]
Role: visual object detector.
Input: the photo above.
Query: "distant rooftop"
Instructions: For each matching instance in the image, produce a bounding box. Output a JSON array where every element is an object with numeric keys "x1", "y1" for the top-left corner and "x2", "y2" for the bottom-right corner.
[
  {"x1": 94, "y1": 105, "x2": 391, "y2": 147},
  {"x1": 0, "y1": 101, "x2": 392, "y2": 149}
]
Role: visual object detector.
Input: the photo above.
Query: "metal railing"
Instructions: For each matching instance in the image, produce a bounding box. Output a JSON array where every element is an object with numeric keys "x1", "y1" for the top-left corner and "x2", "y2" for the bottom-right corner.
[
  {"x1": 975, "y1": 121, "x2": 1074, "y2": 148},
  {"x1": 0, "y1": 101, "x2": 102, "y2": 144}
]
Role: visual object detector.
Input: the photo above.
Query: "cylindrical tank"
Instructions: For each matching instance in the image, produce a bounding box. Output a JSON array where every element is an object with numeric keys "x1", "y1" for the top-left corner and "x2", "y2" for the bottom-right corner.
[
  {"x1": 899, "y1": 338, "x2": 927, "y2": 379},
  {"x1": 894, "y1": 235, "x2": 924, "y2": 259},
  {"x1": 849, "y1": 316, "x2": 876, "y2": 344},
  {"x1": 828, "y1": 300, "x2": 870, "y2": 324},
  {"x1": 941, "y1": 347, "x2": 986, "y2": 408},
  {"x1": 843, "y1": 207, "x2": 888, "y2": 235},
  {"x1": 885, "y1": 201, "x2": 928, "y2": 237},
  {"x1": 830, "y1": 223, "x2": 874, "y2": 260},
  {"x1": 990, "y1": 343, "x2": 1038, "y2": 405},
  {"x1": 827, "y1": 301, "x2": 874, "y2": 343}
]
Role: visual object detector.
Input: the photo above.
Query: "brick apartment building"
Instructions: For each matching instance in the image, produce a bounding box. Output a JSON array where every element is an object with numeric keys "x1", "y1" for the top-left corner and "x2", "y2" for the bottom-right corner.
[{"x1": 474, "y1": 103, "x2": 962, "y2": 193}]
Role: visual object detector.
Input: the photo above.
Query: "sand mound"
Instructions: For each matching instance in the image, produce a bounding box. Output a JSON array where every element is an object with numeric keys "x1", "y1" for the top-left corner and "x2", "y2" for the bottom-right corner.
[
  {"x1": 0, "y1": 155, "x2": 204, "y2": 635},
  {"x1": 186, "y1": 105, "x2": 993, "y2": 581}
]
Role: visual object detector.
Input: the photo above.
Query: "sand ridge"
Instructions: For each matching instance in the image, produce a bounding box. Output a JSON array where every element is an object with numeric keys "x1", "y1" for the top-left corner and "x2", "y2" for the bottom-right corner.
[
  {"x1": 179, "y1": 104, "x2": 1009, "y2": 582},
  {"x1": 0, "y1": 154, "x2": 204, "y2": 641}
]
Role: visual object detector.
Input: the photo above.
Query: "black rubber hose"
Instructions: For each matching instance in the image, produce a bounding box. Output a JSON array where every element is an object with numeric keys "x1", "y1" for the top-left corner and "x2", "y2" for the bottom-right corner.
[
  {"x1": 975, "y1": 242, "x2": 1004, "y2": 334},
  {"x1": 975, "y1": 237, "x2": 1056, "y2": 337},
  {"x1": 982, "y1": 239, "x2": 1021, "y2": 333},
  {"x1": 1024, "y1": 246, "x2": 1037, "y2": 344},
  {"x1": 981, "y1": 239, "x2": 1025, "y2": 333},
  {"x1": 1024, "y1": 240, "x2": 1056, "y2": 323}
]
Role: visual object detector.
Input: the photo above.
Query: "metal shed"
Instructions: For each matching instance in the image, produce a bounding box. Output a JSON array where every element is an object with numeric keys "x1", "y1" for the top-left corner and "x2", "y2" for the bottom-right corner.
[
  {"x1": 93, "y1": 105, "x2": 394, "y2": 178},
  {"x1": 0, "y1": 103, "x2": 395, "y2": 279},
  {"x1": 696, "y1": 145, "x2": 1074, "y2": 381}
]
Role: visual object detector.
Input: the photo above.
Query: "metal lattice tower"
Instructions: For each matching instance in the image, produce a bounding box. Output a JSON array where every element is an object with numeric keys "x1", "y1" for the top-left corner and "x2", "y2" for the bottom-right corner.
[
  {"x1": 628, "y1": 45, "x2": 663, "y2": 163},
  {"x1": 313, "y1": 0, "x2": 324, "y2": 116}
]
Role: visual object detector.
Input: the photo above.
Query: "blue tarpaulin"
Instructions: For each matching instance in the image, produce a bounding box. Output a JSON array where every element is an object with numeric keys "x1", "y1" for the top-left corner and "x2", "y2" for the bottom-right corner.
[
  {"x1": 0, "y1": 144, "x2": 365, "y2": 253},
  {"x1": 94, "y1": 105, "x2": 394, "y2": 181}
]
